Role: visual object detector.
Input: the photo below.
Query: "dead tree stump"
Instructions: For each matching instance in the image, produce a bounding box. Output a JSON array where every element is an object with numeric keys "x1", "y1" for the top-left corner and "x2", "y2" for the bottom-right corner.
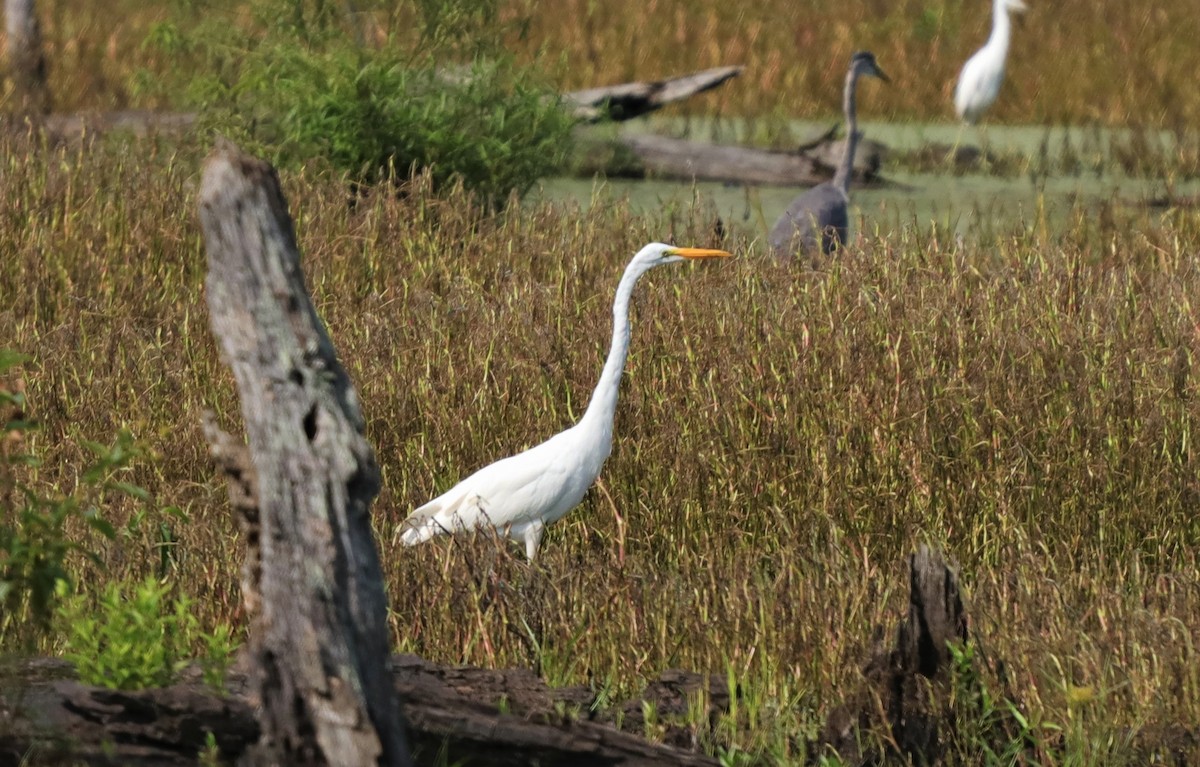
[
  {"x1": 884, "y1": 545, "x2": 968, "y2": 757},
  {"x1": 820, "y1": 546, "x2": 969, "y2": 764},
  {"x1": 198, "y1": 143, "x2": 411, "y2": 767},
  {"x1": 4, "y1": 0, "x2": 49, "y2": 115}
]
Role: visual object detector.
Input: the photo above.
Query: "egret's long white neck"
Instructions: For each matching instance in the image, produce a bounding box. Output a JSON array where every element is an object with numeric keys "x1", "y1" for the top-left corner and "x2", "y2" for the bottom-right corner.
[
  {"x1": 578, "y1": 257, "x2": 654, "y2": 438},
  {"x1": 834, "y1": 68, "x2": 863, "y2": 195},
  {"x1": 987, "y1": 0, "x2": 1015, "y2": 54}
]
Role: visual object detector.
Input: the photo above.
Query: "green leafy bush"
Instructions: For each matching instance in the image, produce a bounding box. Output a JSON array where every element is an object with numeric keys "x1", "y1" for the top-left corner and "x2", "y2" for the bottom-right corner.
[
  {"x1": 138, "y1": 0, "x2": 575, "y2": 202},
  {"x1": 56, "y1": 576, "x2": 239, "y2": 691},
  {"x1": 240, "y1": 50, "x2": 573, "y2": 202}
]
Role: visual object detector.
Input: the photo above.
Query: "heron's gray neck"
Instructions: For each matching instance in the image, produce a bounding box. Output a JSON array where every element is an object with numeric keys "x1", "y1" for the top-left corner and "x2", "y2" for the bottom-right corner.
[
  {"x1": 579, "y1": 259, "x2": 648, "y2": 436},
  {"x1": 834, "y1": 68, "x2": 862, "y2": 195}
]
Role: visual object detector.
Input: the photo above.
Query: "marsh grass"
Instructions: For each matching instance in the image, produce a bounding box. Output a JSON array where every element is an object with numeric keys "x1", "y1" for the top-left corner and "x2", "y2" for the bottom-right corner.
[
  {"x1": 21, "y1": 1, "x2": 1200, "y2": 128},
  {"x1": 3, "y1": 130, "x2": 1200, "y2": 762}
]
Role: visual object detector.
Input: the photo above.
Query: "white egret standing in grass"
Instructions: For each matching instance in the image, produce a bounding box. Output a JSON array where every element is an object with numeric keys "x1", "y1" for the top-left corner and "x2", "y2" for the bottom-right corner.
[
  {"x1": 954, "y1": 0, "x2": 1027, "y2": 124},
  {"x1": 769, "y1": 51, "x2": 889, "y2": 257},
  {"x1": 396, "y1": 242, "x2": 733, "y2": 560}
]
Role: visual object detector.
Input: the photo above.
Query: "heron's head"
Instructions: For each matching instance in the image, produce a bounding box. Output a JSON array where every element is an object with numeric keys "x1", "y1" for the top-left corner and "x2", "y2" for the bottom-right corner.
[
  {"x1": 634, "y1": 242, "x2": 733, "y2": 267},
  {"x1": 1003, "y1": 0, "x2": 1028, "y2": 12},
  {"x1": 849, "y1": 51, "x2": 890, "y2": 84}
]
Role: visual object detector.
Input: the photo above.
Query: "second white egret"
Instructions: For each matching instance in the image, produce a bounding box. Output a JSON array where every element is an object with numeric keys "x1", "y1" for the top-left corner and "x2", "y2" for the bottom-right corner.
[{"x1": 954, "y1": 0, "x2": 1027, "y2": 124}]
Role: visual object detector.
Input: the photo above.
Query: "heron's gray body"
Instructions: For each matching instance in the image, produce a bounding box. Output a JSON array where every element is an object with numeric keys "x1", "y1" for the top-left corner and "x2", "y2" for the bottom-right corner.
[
  {"x1": 770, "y1": 52, "x2": 886, "y2": 259},
  {"x1": 768, "y1": 180, "x2": 849, "y2": 255}
]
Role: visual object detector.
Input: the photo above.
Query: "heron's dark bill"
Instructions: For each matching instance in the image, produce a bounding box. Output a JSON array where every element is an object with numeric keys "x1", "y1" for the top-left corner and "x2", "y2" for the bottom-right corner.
[{"x1": 669, "y1": 247, "x2": 733, "y2": 259}]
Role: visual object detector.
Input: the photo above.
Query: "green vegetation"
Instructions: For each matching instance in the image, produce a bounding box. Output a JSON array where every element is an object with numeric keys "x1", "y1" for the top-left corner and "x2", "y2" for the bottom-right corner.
[
  {"x1": 2, "y1": 121, "x2": 1198, "y2": 761},
  {"x1": 129, "y1": 0, "x2": 575, "y2": 201},
  {"x1": 1, "y1": 352, "x2": 132, "y2": 645},
  {"x1": 56, "y1": 575, "x2": 238, "y2": 691},
  {"x1": 1, "y1": 347, "x2": 239, "y2": 688}
]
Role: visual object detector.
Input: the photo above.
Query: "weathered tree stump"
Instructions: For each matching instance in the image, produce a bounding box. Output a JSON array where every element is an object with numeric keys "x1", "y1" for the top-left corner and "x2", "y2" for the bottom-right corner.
[
  {"x1": 198, "y1": 144, "x2": 410, "y2": 766},
  {"x1": 3, "y1": 0, "x2": 49, "y2": 116},
  {"x1": 818, "y1": 546, "x2": 970, "y2": 764}
]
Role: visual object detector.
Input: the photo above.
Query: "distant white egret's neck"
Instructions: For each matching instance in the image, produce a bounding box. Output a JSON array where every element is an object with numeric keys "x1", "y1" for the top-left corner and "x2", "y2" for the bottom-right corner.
[
  {"x1": 834, "y1": 69, "x2": 862, "y2": 195},
  {"x1": 579, "y1": 259, "x2": 650, "y2": 435},
  {"x1": 988, "y1": 0, "x2": 1014, "y2": 51}
]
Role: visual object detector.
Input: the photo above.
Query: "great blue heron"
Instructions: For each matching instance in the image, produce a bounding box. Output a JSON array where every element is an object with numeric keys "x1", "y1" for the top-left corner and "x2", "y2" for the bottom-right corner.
[
  {"x1": 954, "y1": 0, "x2": 1026, "y2": 124},
  {"x1": 769, "y1": 51, "x2": 889, "y2": 257},
  {"x1": 396, "y1": 243, "x2": 733, "y2": 561}
]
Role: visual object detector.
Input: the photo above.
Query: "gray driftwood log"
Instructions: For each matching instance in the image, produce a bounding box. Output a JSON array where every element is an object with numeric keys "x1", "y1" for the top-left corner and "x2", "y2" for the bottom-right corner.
[
  {"x1": 575, "y1": 124, "x2": 887, "y2": 187},
  {"x1": 198, "y1": 144, "x2": 411, "y2": 766}
]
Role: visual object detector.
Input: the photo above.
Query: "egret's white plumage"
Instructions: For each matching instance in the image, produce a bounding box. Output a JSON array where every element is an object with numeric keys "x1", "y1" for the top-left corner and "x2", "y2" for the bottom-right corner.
[
  {"x1": 954, "y1": 0, "x2": 1026, "y2": 124},
  {"x1": 396, "y1": 242, "x2": 732, "y2": 560}
]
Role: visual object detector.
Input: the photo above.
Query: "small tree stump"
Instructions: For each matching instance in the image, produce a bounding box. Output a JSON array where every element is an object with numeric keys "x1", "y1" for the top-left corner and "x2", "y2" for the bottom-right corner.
[
  {"x1": 819, "y1": 546, "x2": 969, "y2": 764},
  {"x1": 198, "y1": 143, "x2": 410, "y2": 766},
  {"x1": 4, "y1": 0, "x2": 49, "y2": 115}
]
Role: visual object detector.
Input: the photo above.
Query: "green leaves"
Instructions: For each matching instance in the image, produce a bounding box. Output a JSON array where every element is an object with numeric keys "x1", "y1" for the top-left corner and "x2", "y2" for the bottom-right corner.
[
  {"x1": 57, "y1": 575, "x2": 239, "y2": 691},
  {"x1": 0, "y1": 349, "x2": 31, "y2": 375},
  {"x1": 256, "y1": 49, "x2": 573, "y2": 203},
  {"x1": 140, "y1": 0, "x2": 575, "y2": 204},
  {"x1": 0, "y1": 352, "x2": 150, "y2": 645}
]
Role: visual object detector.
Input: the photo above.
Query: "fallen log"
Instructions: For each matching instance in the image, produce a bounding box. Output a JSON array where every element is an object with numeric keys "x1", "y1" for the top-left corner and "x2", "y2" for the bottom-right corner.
[
  {"x1": 564, "y1": 66, "x2": 744, "y2": 123},
  {"x1": 39, "y1": 110, "x2": 198, "y2": 142},
  {"x1": 30, "y1": 65, "x2": 744, "y2": 142},
  {"x1": 573, "y1": 130, "x2": 887, "y2": 186},
  {"x1": 0, "y1": 656, "x2": 724, "y2": 766}
]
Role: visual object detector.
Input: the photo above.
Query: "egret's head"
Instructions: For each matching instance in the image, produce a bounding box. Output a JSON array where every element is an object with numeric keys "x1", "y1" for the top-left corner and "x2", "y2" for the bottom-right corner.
[
  {"x1": 634, "y1": 242, "x2": 733, "y2": 267},
  {"x1": 849, "y1": 51, "x2": 890, "y2": 83},
  {"x1": 1003, "y1": 0, "x2": 1027, "y2": 12}
]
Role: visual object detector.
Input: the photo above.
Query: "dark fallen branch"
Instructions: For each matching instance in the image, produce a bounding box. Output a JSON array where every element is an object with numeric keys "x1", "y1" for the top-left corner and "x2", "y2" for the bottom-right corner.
[{"x1": 564, "y1": 66, "x2": 744, "y2": 123}]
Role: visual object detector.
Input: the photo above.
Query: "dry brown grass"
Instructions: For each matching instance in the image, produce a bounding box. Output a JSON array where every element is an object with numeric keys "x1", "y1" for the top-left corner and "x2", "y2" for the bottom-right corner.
[
  {"x1": 511, "y1": 0, "x2": 1200, "y2": 126},
  {"x1": 12, "y1": 0, "x2": 1200, "y2": 127},
  {"x1": 2, "y1": 127, "x2": 1200, "y2": 760}
]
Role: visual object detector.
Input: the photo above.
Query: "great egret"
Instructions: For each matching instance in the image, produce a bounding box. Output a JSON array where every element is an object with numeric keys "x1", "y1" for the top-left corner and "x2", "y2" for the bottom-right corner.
[
  {"x1": 769, "y1": 51, "x2": 889, "y2": 257},
  {"x1": 396, "y1": 242, "x2": 732, "y2": 560},
  {"x1": 954, "y1": 0, "x2": 1026, "y2": 124}
]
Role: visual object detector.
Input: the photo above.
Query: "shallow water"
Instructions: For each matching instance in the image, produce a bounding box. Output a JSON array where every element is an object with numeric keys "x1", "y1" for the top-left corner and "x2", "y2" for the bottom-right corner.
[{"x1": 535, "y1": 121, "x2": 1199, "y2": 245}]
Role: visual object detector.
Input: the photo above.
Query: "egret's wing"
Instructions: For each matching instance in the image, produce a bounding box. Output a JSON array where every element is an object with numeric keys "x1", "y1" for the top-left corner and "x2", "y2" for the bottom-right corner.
[
  {"x1": 399, "y1": 437, "x2": 575, "y2": 543},
  {"x1": 954, "y1": 50, "x2": 1000, "y2": 123}
]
